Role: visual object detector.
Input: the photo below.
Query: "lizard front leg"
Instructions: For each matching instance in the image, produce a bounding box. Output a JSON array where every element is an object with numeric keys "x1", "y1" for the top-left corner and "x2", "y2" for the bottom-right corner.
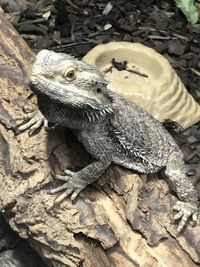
[
  {"x1": 165, "y1": 151, "x2": 198, "y2": 232},
  {"x1": 15, "y1": 110, "x2": 48, "y2": 133},
  {"x1": 50, "y1": 152, "x2": 112, "y2": 203}
]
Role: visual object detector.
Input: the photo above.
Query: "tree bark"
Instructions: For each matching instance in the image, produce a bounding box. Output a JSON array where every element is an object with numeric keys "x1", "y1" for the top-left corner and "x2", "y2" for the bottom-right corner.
[{"x1": 0, "y1": 8, "x2": 200, "y2": 267}]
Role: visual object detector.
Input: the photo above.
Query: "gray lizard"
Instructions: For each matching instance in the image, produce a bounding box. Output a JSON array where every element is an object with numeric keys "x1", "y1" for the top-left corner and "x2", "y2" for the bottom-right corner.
[{"x1": 20, "y1": 49, "x2": 198, "y2": 232}]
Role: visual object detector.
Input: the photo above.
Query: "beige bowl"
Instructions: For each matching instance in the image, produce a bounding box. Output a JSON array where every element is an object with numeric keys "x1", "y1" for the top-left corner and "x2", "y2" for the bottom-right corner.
[{"x1": 83, "y1": 42, "x2": 200, "y2": 129}]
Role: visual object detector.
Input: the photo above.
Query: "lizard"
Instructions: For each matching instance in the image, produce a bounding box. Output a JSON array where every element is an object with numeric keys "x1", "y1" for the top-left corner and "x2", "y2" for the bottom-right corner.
[{"x1": 18, "y1": 49, "x2": 198, "y2": 233}]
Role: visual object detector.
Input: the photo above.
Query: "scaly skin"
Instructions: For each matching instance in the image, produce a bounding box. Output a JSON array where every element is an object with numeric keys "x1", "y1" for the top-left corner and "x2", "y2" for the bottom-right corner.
[{"x1": 23, "y1": 49, "x2": 198, "y2": 232}]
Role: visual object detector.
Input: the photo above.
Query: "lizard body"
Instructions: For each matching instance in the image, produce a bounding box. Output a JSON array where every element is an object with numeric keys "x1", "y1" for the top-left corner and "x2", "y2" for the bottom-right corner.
[{"x1": 25, "y1": 49, "x2": 198, "y2": 232}]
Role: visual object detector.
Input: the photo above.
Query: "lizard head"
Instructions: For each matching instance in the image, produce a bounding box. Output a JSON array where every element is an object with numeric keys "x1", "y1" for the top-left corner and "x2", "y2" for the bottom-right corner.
[{"x1": 30, "y1": 50, "x2": 113, "y2": 118}]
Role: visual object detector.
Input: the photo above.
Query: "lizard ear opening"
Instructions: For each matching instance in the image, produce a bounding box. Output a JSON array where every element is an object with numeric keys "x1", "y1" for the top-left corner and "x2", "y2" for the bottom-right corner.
[{"x1": 96, "y1": 88, "x2": 102, "y2": 94}]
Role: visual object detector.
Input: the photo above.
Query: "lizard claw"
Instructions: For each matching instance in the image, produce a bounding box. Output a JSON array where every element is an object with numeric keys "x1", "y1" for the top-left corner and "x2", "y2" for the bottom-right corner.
[
  {"x1": 16, "y1": 111, "x2": 47, "y2": 134},
  {"x1": 173, "y1": 201, "x2": 198, "y2": 233},
  {"x1": 50, "y1": 170, "x2": 88, "y2": 203}
]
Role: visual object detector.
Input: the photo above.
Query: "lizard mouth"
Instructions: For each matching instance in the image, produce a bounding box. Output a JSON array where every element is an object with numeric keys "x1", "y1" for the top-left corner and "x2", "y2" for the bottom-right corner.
[{"x1": 29, "y1": 74, "x2": 39, "y2": 85}]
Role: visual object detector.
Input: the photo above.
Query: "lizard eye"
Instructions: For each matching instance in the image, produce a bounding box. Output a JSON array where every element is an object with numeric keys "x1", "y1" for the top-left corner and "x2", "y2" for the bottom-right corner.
[{"x1": 64, "y1": 67, "x2": 76, "y2": 81}]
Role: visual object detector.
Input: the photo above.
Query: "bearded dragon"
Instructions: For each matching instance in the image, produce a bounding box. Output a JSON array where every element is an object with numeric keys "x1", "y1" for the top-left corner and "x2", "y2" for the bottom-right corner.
[{"x1": 18, "y1": 49, "x2": 198, "y2": 232}]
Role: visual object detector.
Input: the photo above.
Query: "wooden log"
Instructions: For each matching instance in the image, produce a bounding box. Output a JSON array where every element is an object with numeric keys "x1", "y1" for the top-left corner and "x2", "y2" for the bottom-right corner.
[{"x1": 0, "y1": 8, "x2": 199, "y2": 267}]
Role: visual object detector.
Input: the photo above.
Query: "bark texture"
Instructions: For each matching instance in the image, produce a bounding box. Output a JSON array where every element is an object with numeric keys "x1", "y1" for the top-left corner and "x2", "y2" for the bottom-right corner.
[{"x1": 0, "y1": 9, "x2": 200, "y2": 267}]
